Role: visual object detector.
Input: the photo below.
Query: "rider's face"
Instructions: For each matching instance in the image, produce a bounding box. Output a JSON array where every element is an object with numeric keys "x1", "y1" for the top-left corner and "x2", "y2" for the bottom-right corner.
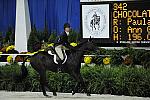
[{"x1": 65, "y1": 27, "x2": 70, "y2": 32}]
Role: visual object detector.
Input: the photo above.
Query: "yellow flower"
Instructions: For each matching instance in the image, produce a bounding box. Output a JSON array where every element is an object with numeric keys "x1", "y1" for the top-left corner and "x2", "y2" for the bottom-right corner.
[
  {"x1": 84, "y1": 56, "x2": 92, "y2": 64},
  {"x1": 38, "y1": 49, "x2": 45, "y2": 52},
  {"x1": 103, "y1": 57, "x2": 111, "y2": 65},
  {"x1": 7, "y1": 55, "x2": 13, "y2": 63},
  {"x1": 0, "y1": 52, "x2": 2, "y2": 57},
  {"x1": 26, "y1": 52, "x2": 32, "y2": 54},
  {"x1": 6, "y1": 45, "x2": 15, "y2": 52},
  {"x1": 47, "y1": 43, "x2": 54, "y2": 47},
  {"x1": 26, "y1": 59, "x2": 30, "y2": 62},
  {"x1": 70, "y1": 42, "x2": 78, "y2": 47},
  {"x1": 32, "y1": 52, "x2": 38, "y2": 54}
]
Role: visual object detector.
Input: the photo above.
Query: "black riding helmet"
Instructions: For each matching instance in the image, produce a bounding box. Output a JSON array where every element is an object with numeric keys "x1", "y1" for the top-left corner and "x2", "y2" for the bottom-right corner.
[{"x1": 64, "y1": 23, "x2": 70, "y2": 30}]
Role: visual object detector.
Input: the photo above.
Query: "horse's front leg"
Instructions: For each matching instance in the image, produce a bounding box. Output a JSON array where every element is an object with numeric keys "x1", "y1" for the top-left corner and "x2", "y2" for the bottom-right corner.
[
  {"x1": 71, "y1": 72, "x2": 91, "y2": 96},
  {"x1": 79, "y1": 76, "x2": 91, "y2": 96},
  {"x1": 72, "y1": 82, "x2": 80, "y2": 95},
  {"x1": 45, "y1": 84, "x2": 57, "y2": 96}
]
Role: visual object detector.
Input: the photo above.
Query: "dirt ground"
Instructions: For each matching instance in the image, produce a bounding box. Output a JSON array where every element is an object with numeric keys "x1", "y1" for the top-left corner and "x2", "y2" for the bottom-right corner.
[{"x1": 0, "y1": 91, "x2": 150, "y2": 100}]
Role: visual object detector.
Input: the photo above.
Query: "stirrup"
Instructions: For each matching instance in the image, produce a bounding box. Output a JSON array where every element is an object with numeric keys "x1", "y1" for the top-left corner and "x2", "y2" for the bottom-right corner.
[
  {"x1": 57, "y1": 63, "x2": 63, "y2": 73},
  {"x1": 57, "y1": 66, "x2": 62, "y2": 73}
]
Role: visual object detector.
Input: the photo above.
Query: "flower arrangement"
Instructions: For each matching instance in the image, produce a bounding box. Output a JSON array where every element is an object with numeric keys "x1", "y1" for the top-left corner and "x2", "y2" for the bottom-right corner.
[
  {"x1": 6, "y1": 45, "x2": 15, "y2": 52},
  {"x1": 70, "y1": 42, "x2": 78, "y2": 47},
  {"x1": 26, "y1": 52, "x2": 32, "y2": 54},
  {"x1": 38, "y1": 49, "x2": 45, "y2": 52},
  {"x1": 103, "y1": 57, "x2": 111, "y2": 65},
  {"x1": 123, "y1": 55, "x2": 133, "y2": 65},
  {"x1": 26, "y1": 58, "x2": 30, "y2": 62},
  {"x1": 15, "y1": 56, "x2": 23, "y2": 62},
  {"x1": 7, "y1": 55, "x2": 13, "y2": 63},
  {"x1": 47, "y1": 43, "x2": 54, "y2": 47},
  {"x1": 0, "y1": 46, "x2": 7, "y2": 52},
  {"x1": 30, "y1": 51, "x2": 38, "y2": 55},
  {"x1": 84, "y1": 56, "x2": 92, "y2": 64},
  {"x1": 0, "y1": 52, "x2": 2, "y2": 57}
]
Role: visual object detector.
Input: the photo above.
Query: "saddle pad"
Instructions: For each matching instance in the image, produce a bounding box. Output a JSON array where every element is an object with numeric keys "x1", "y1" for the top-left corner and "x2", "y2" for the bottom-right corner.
[{"x1": 48, "y1": 50, "x2": 67, "y2": 64}]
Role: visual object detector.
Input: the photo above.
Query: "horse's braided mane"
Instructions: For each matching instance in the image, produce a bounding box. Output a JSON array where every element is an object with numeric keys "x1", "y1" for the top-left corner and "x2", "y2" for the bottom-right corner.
[{"x1": 74, "y1": 40, "x2": 87, "y2": 49}]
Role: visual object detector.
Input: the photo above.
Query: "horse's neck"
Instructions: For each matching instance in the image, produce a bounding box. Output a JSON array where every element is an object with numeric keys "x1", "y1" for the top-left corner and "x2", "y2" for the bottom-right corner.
[
  {"x1": 70, "y1": 50, "x2": 84, "y2": 60},
  {"x1": 70, "y1": 43, "x2": 86, "y2": 58},
  {"x1": 76, "y1": 50, "x2": 84, "y2": 57},
  {"x1": 78, "y1": 44, "x2": 86, "y2": 51},
  {"x1": 75, "y1": 45, "x2": 86, "y2": 58}
]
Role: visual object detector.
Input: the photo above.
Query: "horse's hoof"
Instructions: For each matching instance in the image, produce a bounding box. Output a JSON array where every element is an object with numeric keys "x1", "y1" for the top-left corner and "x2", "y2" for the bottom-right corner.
[
  {"x1": 87, "y1": 93, "x2": 91, "y2": 96},
  {"x1": 72, "y1": 93, "x2": 75, "y2": 95},
  {"x1": 53, "y1": 92, "x2": 57, "y2": 96},
  {"x1": 72, "y1": 91, "x2": 75, "y2": 95},
  {"x1": 43, "y1": 94, "x2": 49, "y2": 97}
]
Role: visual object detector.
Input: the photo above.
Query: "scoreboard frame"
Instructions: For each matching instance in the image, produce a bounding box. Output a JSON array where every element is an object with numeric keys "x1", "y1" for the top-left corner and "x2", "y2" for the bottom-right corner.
[
  {"x1": 80, "y1": 1, "x2": 150, "y2": 47},
  {"x1": 80, "y1": 2, "x2": 112, "y2": 44}
]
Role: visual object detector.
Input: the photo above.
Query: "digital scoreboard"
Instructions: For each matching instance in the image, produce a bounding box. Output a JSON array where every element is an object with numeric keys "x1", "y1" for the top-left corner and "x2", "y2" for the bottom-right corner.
[{"x1": 80, "y1": 1, "x2": 150, "y2": 46}]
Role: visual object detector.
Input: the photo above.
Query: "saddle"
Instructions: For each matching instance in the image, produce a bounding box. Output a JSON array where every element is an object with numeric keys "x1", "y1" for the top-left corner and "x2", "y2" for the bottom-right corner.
[{"x1": 47, "y1": 45, "x2": 67, "y2": 65}]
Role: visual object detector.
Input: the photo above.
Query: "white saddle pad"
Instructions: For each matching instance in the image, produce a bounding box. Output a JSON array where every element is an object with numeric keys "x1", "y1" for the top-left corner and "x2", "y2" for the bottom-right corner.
[{"x1": 48, "y1": 49, "x2": 67, "y2": 65}]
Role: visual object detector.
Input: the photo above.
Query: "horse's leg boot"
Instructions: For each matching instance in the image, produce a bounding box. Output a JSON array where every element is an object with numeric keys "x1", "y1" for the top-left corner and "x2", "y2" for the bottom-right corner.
[{"x1": 53, "y1": 92, "x2": 57, "y2": 96}]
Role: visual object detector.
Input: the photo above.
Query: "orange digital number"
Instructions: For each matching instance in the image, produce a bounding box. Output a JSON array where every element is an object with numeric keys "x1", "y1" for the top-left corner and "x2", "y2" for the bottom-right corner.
[
  {"x1": 147, "y1": 34, "x2": 150, "y2": 40},
  {"x1": 137, "y1": 33, "x2": 142, "y2": 41},
  {"x1": 123, "y1": 3, "x2": 127, "y2": 10},
  {"x1": 132, "y1": 33, "x2": 142, "y2": 41},
  {"x1": 128, "y1": 33, "x2": 132, "y2": 41},
  {"x1": 113, "y1": 3, "x2": 118, "y2": 10},
  {"x1": 113, "y1": 3, "x2": 127, "y2": 11}
]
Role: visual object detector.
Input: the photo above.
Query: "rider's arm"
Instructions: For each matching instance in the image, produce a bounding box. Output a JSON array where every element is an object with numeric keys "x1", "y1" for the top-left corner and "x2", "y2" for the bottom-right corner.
[
  {"x1": 57, "y1": 34, "x2": 68, "y2": 45},
  {"x1": 60, "y1": 34, "x2": 75, "y2": 50}
]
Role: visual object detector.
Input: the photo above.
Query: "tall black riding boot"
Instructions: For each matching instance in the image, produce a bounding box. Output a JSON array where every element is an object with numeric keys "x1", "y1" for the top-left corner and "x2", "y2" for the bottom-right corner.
[
  {"x1": 58, "y1": 65, "x2": 62, "y2": 73},
  {"x1": 57, "y1": 61, "x2": 63, "y2": 73}
]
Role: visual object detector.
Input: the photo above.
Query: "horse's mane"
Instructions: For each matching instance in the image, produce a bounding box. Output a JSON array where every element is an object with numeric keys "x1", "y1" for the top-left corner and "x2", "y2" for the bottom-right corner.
[{"x1": 74, "y1": 40, "x2": 87, "y2": 50}]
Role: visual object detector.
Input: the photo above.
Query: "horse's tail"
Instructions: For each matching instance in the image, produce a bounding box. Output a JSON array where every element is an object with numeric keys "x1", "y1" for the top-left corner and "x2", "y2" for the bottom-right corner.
[{"x1": 21, "y1": 56, "x2": 31, "y2": 79}]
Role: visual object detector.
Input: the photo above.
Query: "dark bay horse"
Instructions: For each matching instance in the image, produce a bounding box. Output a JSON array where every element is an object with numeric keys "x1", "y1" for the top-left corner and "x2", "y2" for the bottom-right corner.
[{"x1": 21, "y1": 39, "x2": 97, "y2": 97}]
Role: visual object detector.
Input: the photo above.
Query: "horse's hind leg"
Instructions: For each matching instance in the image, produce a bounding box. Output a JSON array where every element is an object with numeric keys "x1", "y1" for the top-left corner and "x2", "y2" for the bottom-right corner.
[{"x1": 39, "y1": 70, "x2": 57, "y2": 97}]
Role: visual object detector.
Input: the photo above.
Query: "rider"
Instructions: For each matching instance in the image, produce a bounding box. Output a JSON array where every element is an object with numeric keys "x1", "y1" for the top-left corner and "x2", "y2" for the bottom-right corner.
[
  {"x1": 56, "y1": 23, "x2": 74, "y2": 50},
  {"x1": 55, "y1": 23, "x2": 74, "y2": 72}
]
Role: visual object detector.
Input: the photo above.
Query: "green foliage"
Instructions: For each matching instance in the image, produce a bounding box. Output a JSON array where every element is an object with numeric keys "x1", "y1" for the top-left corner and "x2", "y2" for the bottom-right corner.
[
  {"x1": 0, "y1": 64, "x2": 150, "y2": 97},
  {"x1": 68, "y1": 30, "x2": 81, "y2": 43},
  {"x1": 81, "y1": 65, "x2": 150, "y2": 97},
  {"x1": 141, "y1": 51, "x2": 150, "y2": 69},
  {"x1": 92, "y1": 48, "x2": 148, "y2": 66},
  {"x1": 27, "y1": 25, "x2": 41, "y2": 52},
  {"x1": 0, "y1": 32, "x2": 2, "y2": 43},
  {"x1": 3, "y1": 26, "x2": 15, "y2": 45},
  {"x1": 42, "y1": 23, "x2": 49, "y2": 42},
  {"x1": 0, "y1": 63, "x2": 23, "y2": 91},
  {"x1": 106, "y1": 49, "x2": 123, "y2": 65},
  {"x1": 5, "y1": 32, "x2": 12, "y2": 43},
  {"x1": 48, "y1": 32, "x2": 57, "y2": 43},
  {"x1": 36, "y1": 29, "x2": 49, "y2": 42}
]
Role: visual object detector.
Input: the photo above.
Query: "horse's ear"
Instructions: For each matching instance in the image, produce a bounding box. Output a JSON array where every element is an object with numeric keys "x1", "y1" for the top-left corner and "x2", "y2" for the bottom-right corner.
[
  {"x1": 88, "y1": 36, "x2": 92, "y2": 42},
  {"x1": 90, "y1": 36, "x2": 92, "y2": 39}
]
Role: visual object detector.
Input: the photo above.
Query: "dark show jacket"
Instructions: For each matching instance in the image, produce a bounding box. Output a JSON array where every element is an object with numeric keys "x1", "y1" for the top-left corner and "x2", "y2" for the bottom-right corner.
[{"x1": 56, "y1": 31, "x2": 74, "y2": 49}]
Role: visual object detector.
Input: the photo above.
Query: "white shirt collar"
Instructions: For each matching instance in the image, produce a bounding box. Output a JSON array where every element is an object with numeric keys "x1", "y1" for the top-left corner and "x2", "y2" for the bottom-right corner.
[{"x1": 65, "y1": 31, "x2": 69, "y2": 36}]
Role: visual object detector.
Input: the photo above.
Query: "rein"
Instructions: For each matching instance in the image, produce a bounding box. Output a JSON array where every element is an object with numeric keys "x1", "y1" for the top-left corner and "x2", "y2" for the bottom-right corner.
[{"x1": 72, "y1": 48, "x2": 90, "y2": 52}]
